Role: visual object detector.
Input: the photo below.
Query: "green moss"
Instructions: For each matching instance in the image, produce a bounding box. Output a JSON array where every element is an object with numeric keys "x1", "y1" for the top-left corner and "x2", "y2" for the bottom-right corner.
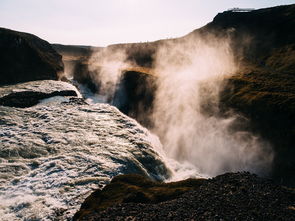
[{"x1": 73, "y1": 174, "x2": 206, "y2": 220}]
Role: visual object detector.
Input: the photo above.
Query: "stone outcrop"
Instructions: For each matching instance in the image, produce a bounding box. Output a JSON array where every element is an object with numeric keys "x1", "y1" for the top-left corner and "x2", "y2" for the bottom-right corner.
[
  {"x1": 113, "y1": 70, "x2": 156, "y2": 127},
  {"x1": 0, "y1": 80, "x2": 79, "y2": 108},
  {"x1": 0, "y1": 28, "x2": 64, "y2": 85}
]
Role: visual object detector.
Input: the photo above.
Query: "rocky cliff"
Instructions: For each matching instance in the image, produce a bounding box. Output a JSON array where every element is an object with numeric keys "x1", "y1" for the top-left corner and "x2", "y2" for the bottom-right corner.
[
  {"x1": 205, "y1": 4, "x2": 295, "y2": 186},
  {"x1": 87, "y1": 4, "x2": 295, "y2": 186},
  {"x1": 0, "y1": 28, "x2": 64, "y2": 85}
]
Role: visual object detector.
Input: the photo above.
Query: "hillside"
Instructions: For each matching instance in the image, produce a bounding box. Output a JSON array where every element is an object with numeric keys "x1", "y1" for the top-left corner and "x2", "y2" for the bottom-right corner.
[
  {"x1": 52, "y1": 44, "x2": 97, "y2": 62},
  {"x1": 0, "y1": 28, "x2": 64, "y2": 85},
  {"x1": 205, "y1": 4, "x2": 295, "y2": 186},
  {"x1": 74, "y1": 173, "x2": 295, "y2": 220}
]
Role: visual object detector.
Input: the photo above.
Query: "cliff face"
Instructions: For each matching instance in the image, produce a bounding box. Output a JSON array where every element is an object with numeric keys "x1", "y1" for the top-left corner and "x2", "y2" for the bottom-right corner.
[
  {"x1": 0, "y1": 28, "x2": 64, "y2": 85},
  {"x1": 207, "y1": 4, "x2": 295, "y2": 66},
  {"x1": 204, "y1": 5, "x2": 295, "y2": 186},
  {"x1": 51, "y1": 4, "x2": 295, "y2": 185},
  {"x1": 106, "y1": 4, "x2": 295, "y2": 186},
  {"x1": 113, "y1": 70, "x2": 156, "y2": 127}
]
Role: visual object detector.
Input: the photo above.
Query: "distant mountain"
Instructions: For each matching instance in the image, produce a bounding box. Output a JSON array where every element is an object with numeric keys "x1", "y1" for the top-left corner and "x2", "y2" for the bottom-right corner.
[{"x1": 51, "y1": 44, "x2": 101, "y2": 62}]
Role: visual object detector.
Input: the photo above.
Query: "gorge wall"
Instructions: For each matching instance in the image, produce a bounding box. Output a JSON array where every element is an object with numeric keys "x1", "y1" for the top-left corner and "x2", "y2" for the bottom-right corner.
[
  {"x1": 0, "y1": 4, "x2": 295, "y2": 221},
  {"x1": 0, "y1": 28, "x2": 64, "y2": 85},
  {"x1": 58, "y1": 4, "x2": 295, "y2": 186}
]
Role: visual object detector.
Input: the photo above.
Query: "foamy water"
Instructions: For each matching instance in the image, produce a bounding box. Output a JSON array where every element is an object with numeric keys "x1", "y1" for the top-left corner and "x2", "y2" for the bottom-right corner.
[
  {"x1": 0, "y1": 81, "x2": 170, "y2": 220},
  {"x1": 0, "y1": 31, "x2": 276, "y2": 220}
]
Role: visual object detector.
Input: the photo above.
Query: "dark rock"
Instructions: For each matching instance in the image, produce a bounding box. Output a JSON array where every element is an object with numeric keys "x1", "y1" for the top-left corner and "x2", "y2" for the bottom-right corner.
[
  {"x1": 72, "y1": 61, "x2": 99, "y2": 93},
  {"x1": 0, "y1": 90, "x2": 77, "y2": 108},
  {"x1": 74, "y1": 172, "x2": 295, "y2": 221},
  {"x1": 113, "y1": 70, "x2": 156, "y2": 127},
  {"x1": 51, "y1": 44, "x2": 103, "y2": 93},
  {"x1": 62, "y1": 97, "x2": 88, "y2": 105},
  {"x1": 0, "y1": 28, "x2": 64, "y2": 85}
]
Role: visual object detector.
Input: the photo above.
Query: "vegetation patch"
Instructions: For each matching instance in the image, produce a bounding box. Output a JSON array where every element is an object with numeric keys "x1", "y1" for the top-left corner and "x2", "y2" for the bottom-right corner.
[{"x1": 73, "y1": 174, "x2": 206, "y2": 220}]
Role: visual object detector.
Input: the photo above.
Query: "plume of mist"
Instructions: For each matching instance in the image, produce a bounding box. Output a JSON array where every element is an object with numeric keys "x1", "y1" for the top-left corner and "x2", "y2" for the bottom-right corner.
[
  {"x1": 151, "y1": 34, "x2": 273, "y2": 177},
  {"x1": 87, "y1": 48, "x2": 129, "y2": 102},
  {"x1": 63, "y1": 61, "x2": 76, "y2": 79},
  {"x1": 86, "y1": 33, "x2": 273, "y2": 178}
]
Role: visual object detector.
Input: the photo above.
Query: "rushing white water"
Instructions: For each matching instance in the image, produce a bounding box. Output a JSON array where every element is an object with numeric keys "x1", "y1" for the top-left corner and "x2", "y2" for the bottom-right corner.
[{"x1": 0, "y1": 81, "x2": 170, "y2": 220}]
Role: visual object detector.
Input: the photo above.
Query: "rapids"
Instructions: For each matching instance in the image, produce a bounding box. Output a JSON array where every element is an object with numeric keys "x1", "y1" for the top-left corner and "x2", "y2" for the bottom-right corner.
[{"x1": 0, "y1": 81, "x2": 170, "y2": 220}]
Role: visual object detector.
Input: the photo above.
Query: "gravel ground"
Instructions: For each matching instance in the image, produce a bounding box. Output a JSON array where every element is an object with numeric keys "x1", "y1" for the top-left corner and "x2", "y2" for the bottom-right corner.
[{"x1": 78, "y1": 172, "x2": 295, "y2": 221}]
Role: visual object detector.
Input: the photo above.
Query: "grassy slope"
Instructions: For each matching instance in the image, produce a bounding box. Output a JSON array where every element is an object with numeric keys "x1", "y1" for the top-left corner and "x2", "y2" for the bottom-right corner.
[{"x1": 73, "y1": 174, "x2": 205, "y2": 220}]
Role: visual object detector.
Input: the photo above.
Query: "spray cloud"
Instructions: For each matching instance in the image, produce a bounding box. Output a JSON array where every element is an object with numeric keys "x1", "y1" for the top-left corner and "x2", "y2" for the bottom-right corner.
[
  {"x1": 87, "y1": 33, "x2": 273, "y2": 178},
  {"x1": 87, "y1": 47, "x2": 129, "y2": 102},
  {"x1": 151, "y1": 34, "x2": 273, "y2": 177}
]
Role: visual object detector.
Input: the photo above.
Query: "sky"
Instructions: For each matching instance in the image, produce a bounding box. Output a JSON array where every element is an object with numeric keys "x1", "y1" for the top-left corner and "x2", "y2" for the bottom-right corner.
[{"x1": 0, "y1": 0, "x2": 294, "y2": 46}]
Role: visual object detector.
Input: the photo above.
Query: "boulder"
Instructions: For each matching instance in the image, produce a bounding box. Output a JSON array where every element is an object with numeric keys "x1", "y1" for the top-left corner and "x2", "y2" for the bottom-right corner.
[
  {"x1": 0, "y1": 90, "x2": 77, "y2": 108},
  {"x1": 0, "y1": 80, "x2": 79, "y2": 108},
  {"x1": 0, "y1": 28, "x2": 64, "y2": 85},
  {"x1": 113, "y1": 70, "x2": 156, "y2": 127}
]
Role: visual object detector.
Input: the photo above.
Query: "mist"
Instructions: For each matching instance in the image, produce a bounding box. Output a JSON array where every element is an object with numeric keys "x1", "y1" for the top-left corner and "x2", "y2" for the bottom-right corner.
[
  {"x1": 87, "y1": 48, "x2": 129, "y2": 102},
  {"x1": 87, "y1": 33, "x2": 274, "y2": 179},
  {"x1": 151, "y1": 34, "x2": 273, "y2": 177}
]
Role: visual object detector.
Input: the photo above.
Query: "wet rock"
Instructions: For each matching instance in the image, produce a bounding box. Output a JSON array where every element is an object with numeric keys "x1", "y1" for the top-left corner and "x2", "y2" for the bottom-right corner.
[
  {"x1": 0, "y1": 90, "x2": 77, "y2": 108},
  {"x1": 0, "y1": 80, "x2": 79, "y2": 108},
  {"x1": 113, "y1": 70, "x2": 156, "y2": 127}
]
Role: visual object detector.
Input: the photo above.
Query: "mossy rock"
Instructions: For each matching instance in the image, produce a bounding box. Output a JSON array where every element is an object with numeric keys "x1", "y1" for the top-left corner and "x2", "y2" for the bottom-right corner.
[{"x1": 73, "y1": 174, "x2": 205, "y2": 220}]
